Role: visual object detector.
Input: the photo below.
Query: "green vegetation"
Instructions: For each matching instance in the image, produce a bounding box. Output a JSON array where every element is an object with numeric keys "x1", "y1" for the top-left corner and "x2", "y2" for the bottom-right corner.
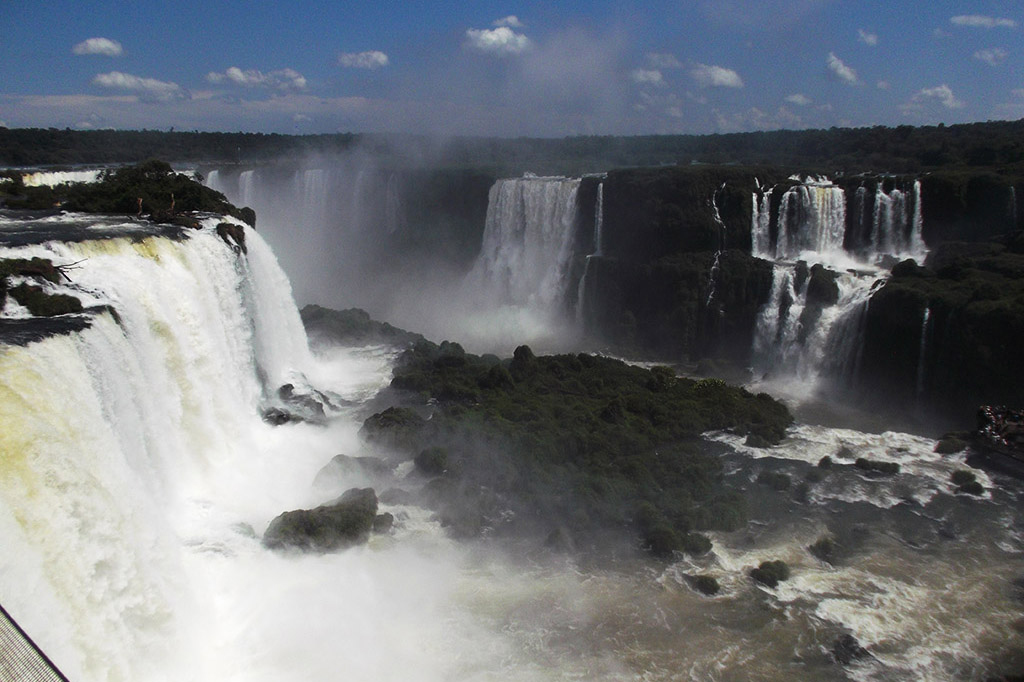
[
  {"x1": 7, "y1": 283, "x2": 82, "y2": 317},
  {"x1": 3, "y1": 119, "x2": 1024, "y2": 176},
  {"x1": 0, "y1": 257, "x2": 82, "y2": 316},
  {"x1": 860, "y1": 233, "x2": 1024, "y2": 416},
  {"x1": 750, "y1": 560, "x2": 790, "y2": 588},
  {"x1": 361, "y1": 339, "x2": 792, "y2": 555},
  {"x1": 951, "y1": 469, "x2": 985, "y2": 496},
  {"x1": 854, "y1": 458, "x2": 900, "y2": 476},
  {"x1": 690, "y1": 574, "x2": 721, "y2": 596},
  {"x1": 1, "y1": 159, "x2": 254, "y2": 225},
  {"x1": 809, "y1": 535, "x2": 838, "y2": 564},
  {"x1": 300, "y1": 305, "x2": 425, "y2": 348}
]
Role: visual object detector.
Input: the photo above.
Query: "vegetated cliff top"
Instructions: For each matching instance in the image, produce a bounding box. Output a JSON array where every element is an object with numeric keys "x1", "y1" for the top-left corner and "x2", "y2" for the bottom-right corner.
[
  {"x1": 0, "y1": 159, "x2": 253, "y2": 225},
  {"x1": 2, "y1": 119, "x2": 1023, "y2": 176}
]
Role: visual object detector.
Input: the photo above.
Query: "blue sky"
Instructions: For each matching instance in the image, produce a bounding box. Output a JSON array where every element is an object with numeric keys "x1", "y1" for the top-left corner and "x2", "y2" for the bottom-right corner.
[{"x1": 1, "y1": 0, "x2": 1021, "y2": 136}]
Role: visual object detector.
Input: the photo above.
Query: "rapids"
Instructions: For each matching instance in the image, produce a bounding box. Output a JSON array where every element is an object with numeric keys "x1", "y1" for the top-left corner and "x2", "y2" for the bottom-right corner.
[{"x1": 0, "y1": 211, "x2": 1021, "y2": 681}]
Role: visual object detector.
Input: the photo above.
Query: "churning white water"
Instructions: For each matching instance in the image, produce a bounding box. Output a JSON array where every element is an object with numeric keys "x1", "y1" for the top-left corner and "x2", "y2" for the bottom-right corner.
[
  {"x1": 750, "y1": 176, "x2": 927, "y2": 396},
  {"x1": 2, "y1": 211, "x2": 1020, "y2": 682}
]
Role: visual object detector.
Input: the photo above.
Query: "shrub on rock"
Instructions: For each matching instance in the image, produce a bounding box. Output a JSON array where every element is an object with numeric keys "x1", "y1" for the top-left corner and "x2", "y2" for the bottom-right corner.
[
  {"x1": 263, "y1": 488, "x2": 379, "y2": 552},
  {"x1": 750, "y1": 560, "x2": 790, "y2": 588}
]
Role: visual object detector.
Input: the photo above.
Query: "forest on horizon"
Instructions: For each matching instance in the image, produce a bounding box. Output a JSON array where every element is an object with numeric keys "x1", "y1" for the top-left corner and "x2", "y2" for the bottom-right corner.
[{"x1": 2, "y1": 119, "x2": 1023, "y2": 177}]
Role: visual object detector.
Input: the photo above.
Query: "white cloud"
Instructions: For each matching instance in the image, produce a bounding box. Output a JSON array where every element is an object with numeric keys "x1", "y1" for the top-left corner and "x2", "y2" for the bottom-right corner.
[
  {"x1": 950, "y1": 15, "x2": 1017, "y2": 29},
  {"x1": 646, "y1": 52, "x2": 683, "y2": 69},
  {"x1": 974, "y1": 48, "x2": 1008, "y2": 66},
  {"x1": 73, "y1": 37, "x2": 123, "y2": 57},
  {"x1": 493, "y1": 15, "x2": 524, "y2": 28},
  {"x1": 690, "y1": 63, "x2": 744, "y2": 88},
  {"x1": 92, "y1": 71, "x2": 186, "y2": 102},
  {"x1": 465, "y1": 26, "x2": 531, "y2": 55},
  {"x1": 877, "y1": 80, "x2": 891, "y2": 90},
  {"x1": 785, "y1": 93, "x2": 811, "y2": 106},
  {"x1": 338, "y1": 51, "x2": 390, "y2": 69},
  {"x1": 902, "y1": 84, "x2": 965, "y2": 112},
  {"x1": 857, "y1": 29, "x2": 878, "y2": 46},
  {"x1": 206, "y1": 67, "x2": 307, "y2": 92},
  {"x1": 631, "y1": 69, "x2": 665, "y2": 87},
  {"x1": 826, "y1": 52, "x2": 859, "y2": 85}
]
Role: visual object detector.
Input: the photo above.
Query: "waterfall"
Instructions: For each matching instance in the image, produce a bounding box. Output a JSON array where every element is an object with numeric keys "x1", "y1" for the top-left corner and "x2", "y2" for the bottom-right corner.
[
  {"x1": 775, "y1": 179, "x2": 846, "y2": 259},
  {"x1": 0, "y1": 217, "x2": 312, "y2": 681},
  {"x1": 751, "y1": 182, "x2": 773, "y2": 259},
  {"x1": 468, "y1": 176, "x2": 581, "y2": 317},
  {"x1": 576, "y1": 181, "x2": 604, "y2": 325},
  {"x1": 238, "y1": 170, "x2": 256, "y2": 209},
  {"x1": 21, "y1": 170, "x2": 103, "y2": 187},
  {"x1": 706, "y1": 184, "x2": 727, "y2": 307},
  {"x1": 750, "y1": 175, "x2": 926, "y2": 397},
  {"x1": 916, "y1": 306, "x2": 931, "y2": 398}
]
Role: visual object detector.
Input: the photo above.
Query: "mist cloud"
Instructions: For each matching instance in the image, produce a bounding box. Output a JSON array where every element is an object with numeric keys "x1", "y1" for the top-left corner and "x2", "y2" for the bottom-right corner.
[
  {"x1": 826, "y1": 52, "x2": 859, "y2": 85},
  {"x1": 92, "y1": 71, "x2": 186, "y2": 102},
  {"x1": 493, "y1": 16, "x2": 524, "y2": 28},
  {"x1": 339, "y1": 51, "x2": 390, "y2": 69},
  {"x1": 950, "y1": 15, "x2": 1017, "y2": 29},
  {"x1": 974, "y1": 48, "x2": 1008, "y2": 66},
  {"x1": 857, "y1": 29, "x2": 878, "y2": 46},
  {"x1": 901, "y1": 84, "x2": 964, "y2": 114},
  {"x1": 691, "y1": 63, "x2": 744, "y2": 88},
  {"x1": 631, "y1": 69, "x2": 665, "y2": 87},
  {"x1": 465, "y1": 26, "x2": 532, "y2": 55},
  {"x1": 207, "y1": 67, "x2": 307, "y2": 92},
  {"x1": 73, "y1": 37, "x2": 123, "y2": 57}
]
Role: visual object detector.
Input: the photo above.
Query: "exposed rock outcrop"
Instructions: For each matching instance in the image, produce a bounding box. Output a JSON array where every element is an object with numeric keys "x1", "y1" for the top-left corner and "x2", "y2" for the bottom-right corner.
[{"x1": 263, "y1": 487, "x2": 380, "y2": 552}]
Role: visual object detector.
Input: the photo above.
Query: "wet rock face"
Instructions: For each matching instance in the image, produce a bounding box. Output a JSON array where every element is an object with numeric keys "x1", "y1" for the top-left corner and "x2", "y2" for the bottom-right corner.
[
  {"x1": 832, "y1": 633, "x2": 869, "y2": 665},
  {"x1": 263, "y1": 487, "x2": 379, "y2": 552}
]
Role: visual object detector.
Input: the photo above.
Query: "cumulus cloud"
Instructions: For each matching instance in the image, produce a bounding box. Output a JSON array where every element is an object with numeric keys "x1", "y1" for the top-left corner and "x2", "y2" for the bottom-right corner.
[
  {"x1": 73, "y1": 37, "x2": 123, "y2": 57},
  {"x1": 690, "y1": 63, "x2": 744, "y2": 88},
  {"x1": 902, "y1": 84, "x2": 965, "y2": 113},
  {"x1": 465, "y1": 26, "x2": 531, "y2": 55},
  {"x1": 92, "y1": 71, "x2": 186, "y2": 102},
  {"x1": 857, "y1": 29, "x2": 878, "y2": 46},
  {"x1": 206, "y1": 67, "x2": 307, "y2": 92},
  {"x1": 950, "y1": 15, "x2": 1017, "y2": 29},
  {"x1": 974, "y1": 48, "x2": 1008, "y2": 66},
  {"x1": 493, "y1": 15, "x2": 524, "y2": 28},
  {"x1": 338, "y1": 51, "x2": 389, "y2": 69},
  {"x1": 631, "y1": 69, "x2": 665, "y2": 87},
  {"x1": 826, "y1": 52, "x2": 859, "y2": 85},
  {"x1": 785, "y1": 93, "x2": 811, "y2": 106},
  {"x1": 646, "y1": 52, "x2": 683, "y2": 69}
]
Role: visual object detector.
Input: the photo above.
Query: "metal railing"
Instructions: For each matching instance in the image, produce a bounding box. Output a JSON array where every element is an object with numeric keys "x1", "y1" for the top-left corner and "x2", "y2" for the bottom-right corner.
[{"x1": 0, "y1": 602, "x2": 70, "y2": 682}]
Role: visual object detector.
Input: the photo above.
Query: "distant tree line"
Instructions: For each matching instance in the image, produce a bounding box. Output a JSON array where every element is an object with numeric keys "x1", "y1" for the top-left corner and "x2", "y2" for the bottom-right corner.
[{"x1": 1, "y1": 119, "x2": 1023, "y2": 176}]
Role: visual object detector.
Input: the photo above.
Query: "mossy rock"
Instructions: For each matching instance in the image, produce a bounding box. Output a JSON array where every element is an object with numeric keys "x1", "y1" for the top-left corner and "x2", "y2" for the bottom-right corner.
[
  {"x1": 756, "y1": 471, "x2": 791, "y2": 491},
  {"x1": 750, "y1": 560, "x2": 790, "y2": 588},
  {"x1": 690, "y1": 574, "x2": 720, "y2": 596},
  {"x1": 8, "y1": 283, "x2": 83, "y2": 316},
  {"x1": 809, "y1": 535, "x2": 838, "y2": 564},
  {"x1": 854, "y1": 457, "x2": 900, "y2": 476},
  {"x1": 414, "y1": 447, "x2": 449, "y2": 476},
  {"x1": 935, "y1": 434, "x2": 969, "y2": 454},
  {"x1": 263, "y1": 487, "x2": 379, "y2": 552},
  {"x1": 360, "y1": 406, "x2": 427, "y2": 453}
]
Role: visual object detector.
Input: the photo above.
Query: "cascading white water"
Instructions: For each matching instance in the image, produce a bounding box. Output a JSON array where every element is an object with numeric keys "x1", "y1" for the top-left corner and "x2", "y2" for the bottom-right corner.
[
  {"x1": 775, "y1": 180, "x2": 846, "y2": 260},
  {"x1": 0, "y1": 219, "x2": 315, "y2": 681},
  {"x1": 706, "y1": 184, "x2": 727, "y2": 307},
  {"x1": 21, "y1": 170, "x2": 103, "y2": 187},
  {"x1": 576, "y1": 180, "x2": 605, "y2": 325},
  {"x1": 467, "y1": 175, "x2": 580, "y2": 319},
  {"x1": 751, "y1": 176, "x2": 927, "y2": 397},
  {"x1": 916, "y1": 306, "x2": 931, "y2": 399},
  {"x1": 751, "y1": 181, "x2": 773, "y2": 259}
]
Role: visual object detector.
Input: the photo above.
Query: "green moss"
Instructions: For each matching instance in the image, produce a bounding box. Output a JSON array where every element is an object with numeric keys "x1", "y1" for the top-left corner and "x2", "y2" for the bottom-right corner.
[
  {"x1": 750, "y1": 560, "x2": 790, "y2": 588},
  {"x1": 854, "y1": 458, "x2": 900, "y2": 476},
  {"x1": 8, "y1": 283, "x2": 82, "y2": 316},
  {"x1": 691, "y1": 574, "x2": 720, "y2": 596},
  {"x1": 364, "y1": 340, "x2": 793, "y2": 555}
]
